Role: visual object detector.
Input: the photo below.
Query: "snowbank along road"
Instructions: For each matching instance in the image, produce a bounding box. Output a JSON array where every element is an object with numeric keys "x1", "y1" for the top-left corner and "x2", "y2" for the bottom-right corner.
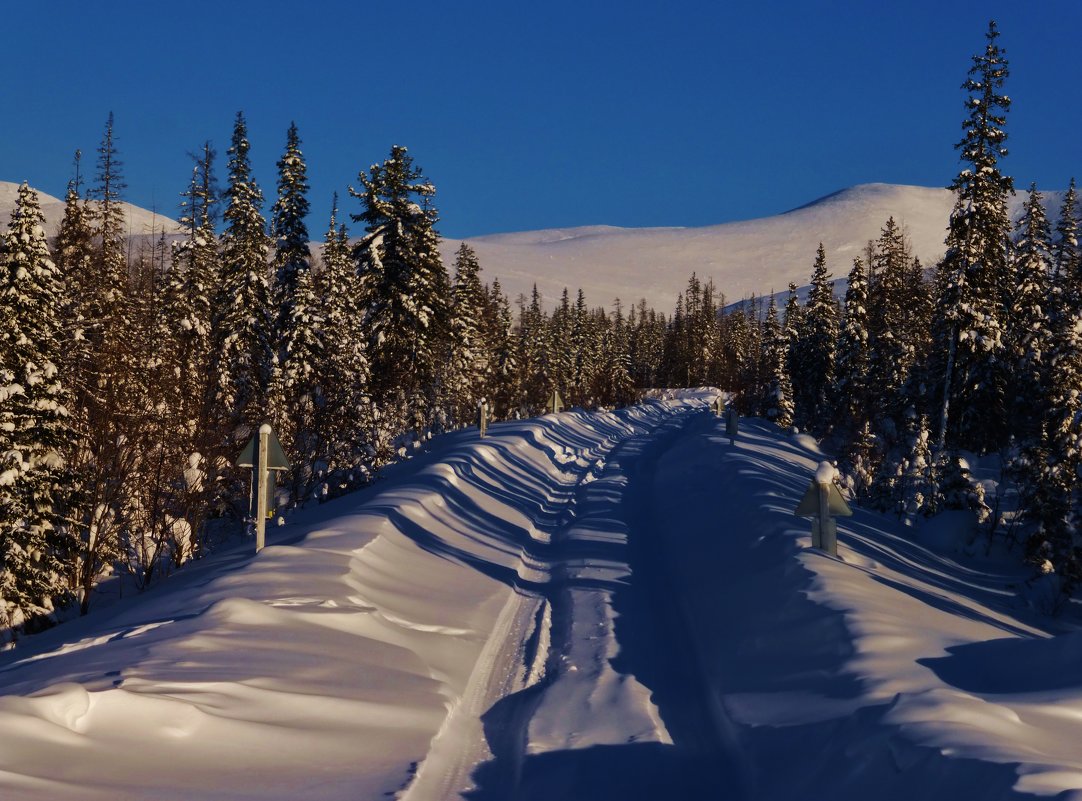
[{"x1": 0, "y1": 391, "x2": 1078, "y2": 800}]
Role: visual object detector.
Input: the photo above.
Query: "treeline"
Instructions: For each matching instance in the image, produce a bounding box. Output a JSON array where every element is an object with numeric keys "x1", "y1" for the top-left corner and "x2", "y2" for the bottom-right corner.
[
  {"x1": 1, "y1": 20, "x2": 1079, "y2": 638},
  {"x1": 0, "y1": 107, "x2": 737, "y2": 636}
]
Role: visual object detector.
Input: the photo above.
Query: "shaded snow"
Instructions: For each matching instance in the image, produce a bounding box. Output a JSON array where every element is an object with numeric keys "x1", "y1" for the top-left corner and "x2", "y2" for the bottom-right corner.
[{"x1": 0, "y1": 396, "x2": 1080, "y2": 799}]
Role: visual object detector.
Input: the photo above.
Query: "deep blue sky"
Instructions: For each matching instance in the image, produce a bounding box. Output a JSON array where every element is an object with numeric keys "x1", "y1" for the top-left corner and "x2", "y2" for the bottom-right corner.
[{"x1": 3, "y1": 1, "x2": 1080, "y2": 238}]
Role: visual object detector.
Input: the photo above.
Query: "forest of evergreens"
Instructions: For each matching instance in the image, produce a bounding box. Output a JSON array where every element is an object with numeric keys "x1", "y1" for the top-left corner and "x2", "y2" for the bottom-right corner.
[{"x1": 1, "y1": 20, "x2": 1079, "y2": 640}]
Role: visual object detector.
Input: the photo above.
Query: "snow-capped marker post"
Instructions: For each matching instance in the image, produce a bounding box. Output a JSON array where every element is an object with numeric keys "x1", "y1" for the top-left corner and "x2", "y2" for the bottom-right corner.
[
  {"x1": 549, "y1": 388, "x2": 563, "y2": 415},
  {"x1": 794, "y1": 461, "x2": 852, "y2": 557},
  {"x1": 725, "y1": 403, "x2": 739, "y2": 445},
  {"x1": 236, "y1": 424, "x2": 291, "y2": 553},
  {"x1": 478, "y1": 398, "x2": 489, "y2": 438},
  {"x1": 713, "y1": 395, "x2": 724, "y2": 417}
]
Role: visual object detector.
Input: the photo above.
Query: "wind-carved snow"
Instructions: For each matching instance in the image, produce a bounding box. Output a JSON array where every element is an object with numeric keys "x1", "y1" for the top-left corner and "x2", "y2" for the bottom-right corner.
[{"x1": 0, "y1": 395, "x2": 1081, "y2": 800}]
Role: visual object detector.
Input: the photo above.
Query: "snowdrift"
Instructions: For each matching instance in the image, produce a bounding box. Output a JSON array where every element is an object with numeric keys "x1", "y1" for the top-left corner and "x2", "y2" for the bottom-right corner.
[{"x1": 0, "y1": 398, "x2": 1080, "y2": 800}]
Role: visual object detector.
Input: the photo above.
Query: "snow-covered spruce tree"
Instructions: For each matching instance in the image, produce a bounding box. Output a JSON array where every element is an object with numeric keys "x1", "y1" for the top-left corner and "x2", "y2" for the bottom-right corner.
[
  {"x1": 212, "y1": 112, "x2": 273, "y2": 447},
  {"x1": 760, "y1": 295, "x2": 794, "y2": 428},
  {"x1": 688, "y1": 276, "x2": 721, "y2": 387},
  {"x1": 0, "y1": 184, "x2": 75, "y2": 632},
  {"x1": 447, "y1": 243, "x2": 489, "y2": 425},
  {"x1": 515, "y1": 286, "x2": 549, "y2": 412},
  {"x1": 718, "y1": 302, "x2": 751, "y2": 403},
  {"x1": 267, "y1": 262, "x2": 323, "y2": 504},
  {"x1": 792, "y1": 244, "x2": 838, "y2": 435},
  {"x1": 351, "y1": 145, "x2": 449, "y2": 432},
  {"x1": 1052, "y1": 179, "x2": 1079, "y2": 291},
  {"x1": 782, "y1": 284, "x2": 803, "y2": 417},
  {"x1": 548, "y1": 287, "x2": 575, "y2": 403},
  {"x1": 120, "y1": 230, "x2": 192, "y2": 589},
  {"x1": 840, "y1": 420, "x2": 880, "y2": 500},
  {"x1": 629, "y1": 298, "x2": 663, "y2": 391},
  {"x1": 661, "y1": 293, "x2": 687, "y2": 388},
  {"x1": 1025, "y1": 181, "x2": 1082, "y2": 580},
  {"x1": 484, "y1": 278, "x2": 517, "y2": 418},
  {"x1": 267, "y1": 123, "x2": 326, "y2": 503},
  {"x1": 570, "y1": 289, "x2": 592, "y2": 405},
  {"x1": 1005, "y1": 184, "x2": 1053, "y2": 443},
  {"x1": 152, "y1": 144, "x2": 221, "y2": 564},
  {"x1": 830, "y1": 256, "x2": 870, "y2": 443},
  {"x1": 53, "y1": 152, "x2": 95, "y2": 401},
  {"x1": 270, "y1": 122, "x2": 311, "y2": 346},
  {"x1": 165, "y1": 143, "x2": 219, "y2": 427},
  {"x1": 736, "y1": 297, "x2": 764, "y2": 414},
  {"x1": 64, "y1": 114, "x2": 136, "y2": 615},
  {"x1": 868, "y1": 218, "x2": 918, "y2": 434},
  {"x1": 899, "y1": 415, "x2": 937, "y2": 519},
  {"x1": 315, "y1": 197, "x2": 374, "y2": 484},
  {"x1": 601, "y1": 300, "x2": 636, "y2": 407},
  {"x1": 933, "y1": 20, "x2": 1014, "y2": 453}
]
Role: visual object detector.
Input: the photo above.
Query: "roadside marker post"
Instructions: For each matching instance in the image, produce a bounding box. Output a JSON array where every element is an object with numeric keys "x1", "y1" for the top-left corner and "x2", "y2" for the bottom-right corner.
[
  {"x1": 548, "y1": 388, "x2": 563, "y2": 415},
  {"x1": 236, "y1": 423, "x2": 291, "y2": 553},
  {"x1": 478, "y1": 399, "x2": 489, "y2": 438},
  {"x1": 725, "y1": 403, "x2": 739, "y2": 445},
  {"x1": 794, "y1": 461, "x2": 852, "y2": 556}
]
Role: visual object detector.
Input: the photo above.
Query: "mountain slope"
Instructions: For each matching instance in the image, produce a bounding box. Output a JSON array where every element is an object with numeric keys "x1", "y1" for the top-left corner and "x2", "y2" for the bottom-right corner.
[
  {"x1": 439, "y1": 183, "x2": 959, "y2": 310},
  {"x1": 0, "y1": 181, "x2": 181, "y2": 239},
  {"x1": 1, "y1": 180, "x2": 1054, "y2": 312}
]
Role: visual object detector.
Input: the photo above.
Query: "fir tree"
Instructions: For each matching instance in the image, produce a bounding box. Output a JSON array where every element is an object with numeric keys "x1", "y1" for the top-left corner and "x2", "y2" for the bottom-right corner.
[
  {"x1": 1006, "y1": 184, "x2": 1053, "y2": 442},
  {"x1": 760, "y1": 296, "x2": 794, "y2": 427},
  {"x1": 0, "y1": 184, "x2": 74, "y2": 630},
  {"x1": 53, "y1": 152, "x2": 95, "y2": 395},
  {"x1": 65, "y1": 114, "x2": 135, "y2": 615},
  {"x1": 831, "y1": 256, "x2": 870, "y2": 441},
  {"x1": 933, "y1": 20, "x2": 1014, "y2": 453},
  {"x1": 485, "y1": 278, "x2": 517, "y2": 418},
  {"x1": 270, "y1": 122, "x2": 311, "y2": 349},
  {"x1": 213, "y1": 111, "x2": 272, "y2": 442},
  {"x1": 1028, "y1": 181, "x2": 1082, "y2": 579},
  {"x1": 447, "y1": 243, "x2": 489, "y2": 424},
  {"x1": 351, "y1": 145, "x2": 449, "y2": 428},
  {"x1": 315, "y1": 196, "x2": 373, "y2": 483},
  {"x1": 266, "y1": 123, "x2": 325, "y2": 501},
  {"x1": 792, "y1": 244, "x2": 838, "y2": 434},
  {"x1": 867, "y1": 218, "x2": 916, "y2": 428},
  {"x1": 516, "y1": 286, "x2": 548, "y2": 412}
]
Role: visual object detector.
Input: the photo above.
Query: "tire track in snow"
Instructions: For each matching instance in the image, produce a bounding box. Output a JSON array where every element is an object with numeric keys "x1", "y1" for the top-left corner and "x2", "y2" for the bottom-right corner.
[{"x1": 398, "y1": 408, "x2": 664, "y2": 801}]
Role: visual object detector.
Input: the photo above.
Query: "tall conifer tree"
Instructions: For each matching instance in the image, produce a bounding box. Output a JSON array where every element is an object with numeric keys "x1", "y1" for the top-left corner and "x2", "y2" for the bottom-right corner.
[
  {"x1": 213, "y1": 112, "x2": 272, "y2": 440},
  {"x1": 934, "y1": 20, "x2": 1014, "y2": 452},
  {"x1": 0, "y1": 184, "x2": 74, "y2": 629}
]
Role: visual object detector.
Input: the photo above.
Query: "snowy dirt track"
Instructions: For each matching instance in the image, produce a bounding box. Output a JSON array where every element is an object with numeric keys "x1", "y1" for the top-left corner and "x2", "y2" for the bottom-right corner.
[{"x1": 1, "y1": 394, "x2": 1081, "y2": 800}]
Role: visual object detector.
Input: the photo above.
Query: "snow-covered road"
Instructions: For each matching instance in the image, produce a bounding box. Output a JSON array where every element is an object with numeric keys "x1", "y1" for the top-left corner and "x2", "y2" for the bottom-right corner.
[{"x1": 0, "y1": 394, "x2": 1080, "y2": 800}]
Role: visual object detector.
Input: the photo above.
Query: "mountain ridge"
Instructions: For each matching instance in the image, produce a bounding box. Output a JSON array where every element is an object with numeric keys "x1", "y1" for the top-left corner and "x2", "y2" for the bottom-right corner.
[{"x1": 0, "y1": 180, "x2": 1056, "y2": 312}]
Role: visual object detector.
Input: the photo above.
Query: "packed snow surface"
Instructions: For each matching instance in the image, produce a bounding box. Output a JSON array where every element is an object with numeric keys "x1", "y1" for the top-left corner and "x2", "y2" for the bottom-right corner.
[{"x1": 0, "y1": 395, "x2": 1079, "y2": 799}]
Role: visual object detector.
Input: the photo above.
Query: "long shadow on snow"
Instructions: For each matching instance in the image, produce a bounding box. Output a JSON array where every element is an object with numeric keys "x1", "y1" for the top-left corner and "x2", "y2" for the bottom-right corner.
[
  {"x1": 695, "y1": 417, "x2": 1039, "y2": 800},
  {"x1": 467, "y1": 408, "x2": 743, "y2": 801}
]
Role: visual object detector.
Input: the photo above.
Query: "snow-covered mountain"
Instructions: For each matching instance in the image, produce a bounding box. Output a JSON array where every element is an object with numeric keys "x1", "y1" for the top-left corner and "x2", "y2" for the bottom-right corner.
[
  {"x1": 0, "y1": 181, "x2": 182, "y2": 239},
  {"x1": 440, "y1": 183, "x2": 962, "y2": 311},
  {"x1": 0, "y1": 180, "x2": 1053, "y2": 312}
]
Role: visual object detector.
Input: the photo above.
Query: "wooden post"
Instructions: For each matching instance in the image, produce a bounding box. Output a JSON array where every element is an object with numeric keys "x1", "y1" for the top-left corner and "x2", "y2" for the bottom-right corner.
[{"x1": 255, "y1": 424, "x2": 270, "y2": 553}]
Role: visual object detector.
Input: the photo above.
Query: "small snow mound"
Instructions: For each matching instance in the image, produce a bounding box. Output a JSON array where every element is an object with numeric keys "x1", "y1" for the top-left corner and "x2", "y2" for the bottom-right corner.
[
  {"x1": 24, "y1": 682, "x2": 93, "y2": 732},
  {"x1": 816, "y1": 461, "x2": 837, "y2": 484}
]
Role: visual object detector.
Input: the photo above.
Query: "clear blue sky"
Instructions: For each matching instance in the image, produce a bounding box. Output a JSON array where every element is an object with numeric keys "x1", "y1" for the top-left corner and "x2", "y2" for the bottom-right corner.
[{"x1": 3, "y1": 0, "x2": 1080, "y2": 238}]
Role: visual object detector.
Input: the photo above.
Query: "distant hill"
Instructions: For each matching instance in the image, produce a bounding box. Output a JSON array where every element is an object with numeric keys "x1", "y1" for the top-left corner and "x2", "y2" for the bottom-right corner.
[
  {"x1": 1, "y1": 180, "x2": 1055, "y2": 313},
  {"x1": 440, "y1": 183, "x2": 1057, "y2": 312},
  {"x1": 0, "y1": 181, "x2": 182, "y2": 239}
]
